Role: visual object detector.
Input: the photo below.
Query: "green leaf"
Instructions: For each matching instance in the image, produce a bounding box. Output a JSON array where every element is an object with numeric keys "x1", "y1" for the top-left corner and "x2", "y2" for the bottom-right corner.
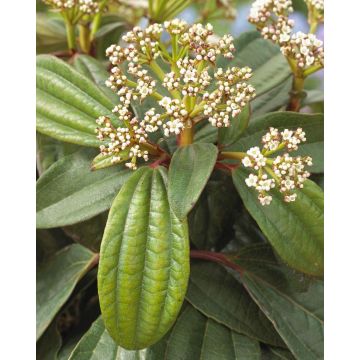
[
  {"x1": 233, "y1": 169, "x2": 324, "y2": 276},
  {"x1": 98, "y1": 166, "x2": 190, "y2": 350},
  {"x1": 168, "y1": 143, "x2": 218, "y2": 219},
  {"x1": 188, "y1": 172, "x2": 241, "y2": 251},
  {"x1": 261, "y1": 346, "x2": 296, "y2": 360},
  {"x1": 251, "y1": 77, "x2": 292, "y2": 116},
  {"x1": 69, "y1": 317, "x2": 149, "y2": 360},
  {"x1": 217, "y1": 32, "x2": 291, "y2": 96},
  {"x1": 235, "y1": 244, "x2": 323, "y2": 359},
  {"x1": 36, "y1": 133, "x2": 80, "y2": 174},
  {"x1": 165, "y1": 303, "x2": 261, "y2": 360},
  {"x1": 63, "y1": 212, "x2": 108, "y2": 252},
  {"x1": 36, "y1": 13, "x2": 67, "y2": 54},
  {"x1": 73, "y1": 54, "x2": 119, "y2": 104},
  {"x1": 218, "y1": 104, "x2": 251, "y2": 147},
  {"x1": 186, "y1": 261, "x2": 284, "y2": 347},
  {"x1": 36, "y1": 55, "x2": 118, "y2": 147},
  {"x1": 91, "y1": 151, "x2": 130, "y2": 170},
  {"x1": 36, "y1": 149, "x2": 131, "y2": 228},
  {"x1": 224, "y1": 112, "x2": 324, "y2": 173},
  {"x1": 36, "y1": 244, "x2": 96, "y2": 340}
]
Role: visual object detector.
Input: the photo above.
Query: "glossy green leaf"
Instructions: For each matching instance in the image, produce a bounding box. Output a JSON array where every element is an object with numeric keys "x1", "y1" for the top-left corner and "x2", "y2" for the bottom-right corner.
[
  {"x1": 36, "y1": 244, "x2": 96, "y2": 340},
  {"x1": 165, "y1": 303, "x2": 261, "y2": 360},
  {"x1": 73, "y1": 54, "x2": 119, "y2": 104},
  {"x1": 218, "y1": 104, "x2": 251, "y2": 147},
  {"x1": 232, "y1": 169, "x2": 324, "y2": 276},
  {"x1": 217, "y1": 32, "x2": 291, "y2": 96},
  {"x1": 187, "y1": 261, "x2": 284, "y2": 347},
  {"x1": 235, "y1": 244, "x2": 324, "y2": 359},
  {"x1": 168, "y1": 144, "x2": 218, "y2": 219},
  {"x1": 36, "y1": 55, "x2": 118, "y2": 147},
  {"x1": 69, "y1": 317, "x2": 149, "y2": 360},
  {"x1": 36, "y1": 149, "x2": 131, "y2": 228},
  {"x1": 225, "y1": 112, "x2": 324, "y2": 173},
  {"x1": 36, "y1": 321, "x2": 62, "y2": 360},
  {"x1": 98, "y1": 166, "x2": 190, "y2": 349}
]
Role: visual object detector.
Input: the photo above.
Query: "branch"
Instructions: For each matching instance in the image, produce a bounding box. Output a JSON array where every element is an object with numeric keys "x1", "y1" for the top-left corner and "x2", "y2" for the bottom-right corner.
[{"x1": 190, "y1": 250, "x2": 244, "y2": 275}]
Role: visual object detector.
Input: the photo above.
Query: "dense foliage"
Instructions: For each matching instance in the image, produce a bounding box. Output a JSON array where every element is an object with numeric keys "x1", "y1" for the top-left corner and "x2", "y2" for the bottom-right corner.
[{"x1": 36, "y1": 0, "x2": 324, "y2": 359}]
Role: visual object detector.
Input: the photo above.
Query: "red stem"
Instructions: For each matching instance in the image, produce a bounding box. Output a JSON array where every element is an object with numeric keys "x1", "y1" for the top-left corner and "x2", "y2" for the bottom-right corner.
[{"x1": 190, "y1": 250, "x2": 243, "y2": 275}]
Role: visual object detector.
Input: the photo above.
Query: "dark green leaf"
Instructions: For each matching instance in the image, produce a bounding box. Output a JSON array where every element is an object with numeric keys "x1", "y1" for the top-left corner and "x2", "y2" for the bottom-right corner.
[
  {"x1": 36, "y1": 149, "x2": 131, "y2": 228},
  {"x1": 165, "y1": 303, "x2": 261, "y2": 360},
  {"x1": 233, "y1": 169, "x2": 324, "y2": 276},
  {"x1": 36, "y1": 55, "x2": 118, "y2": 147},
  {"x1": 36, "y1": 321, "x2": 62, "y2": 360},
  {"x1": 36, "y1": 244, "x2": 96, "y2": 340},
  {"x1": 63, "y1": 212, "x2": 108, "y2": 252},
  {"x1": 187, "y1": 261, "x2": 284, "y2": 347},
  {"x1": 98, "y1": 166, "x2": 190, "y2": 349},
  {"x1": 69, "y1": 317, "x2": 149, "y2": 359},
  {"x1": 235, "y1": 244, "x2": 324, "y2": 359},
  {"x1": 168, "y1": 143, "x2": 218, "y2": 219},
  {"x1": 225, "y1": 112, "x2": 324, "y2": 172},
  {"x1": 188, "y1": 173, "x2": 241, "y2": 251}
]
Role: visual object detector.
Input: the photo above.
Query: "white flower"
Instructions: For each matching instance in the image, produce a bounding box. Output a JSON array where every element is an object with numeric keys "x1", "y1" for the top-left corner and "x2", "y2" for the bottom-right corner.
[{"x1": 245, "y1": 174, "x2": 259, "y2": 187}]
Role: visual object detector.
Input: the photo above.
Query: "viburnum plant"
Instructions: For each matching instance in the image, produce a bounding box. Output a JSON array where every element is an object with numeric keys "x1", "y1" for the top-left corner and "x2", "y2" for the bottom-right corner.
[{"x1": 36, "y1": 0, "x2": 324, "y2": 359}]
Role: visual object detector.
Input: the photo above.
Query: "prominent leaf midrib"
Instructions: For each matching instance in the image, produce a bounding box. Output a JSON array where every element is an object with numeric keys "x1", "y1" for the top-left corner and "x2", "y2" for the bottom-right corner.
[
  {"x1": 114, "y1": 169, "x2": 150, "y2": 340},
  {"x1": 199, "y1": 318, "x2": 210, "y2": 360},
  {"x1": 132, "y1": 170, "x2": 155, "y2": 347},
  {"x1": 152, "y1": 172, "x2": 175, "y2": 337},
  {"x1": 37, "y1": 114, "x2": 96, "y2": 137},
  {"x1": 244, "y1": 276, "x2": 321, "y2": 359},
  {"x1": 37, "y1": 63, "x2": 114, "y2": 112},
  {"x1": 186, "y1": 278, "x2": 262, "y2": 342},
  {"x1": 245, "y1": 273, "x2": 323, "y2": 324},
  {"x1": 37, "y1": 88, "x2": 99, "y2": 134}
]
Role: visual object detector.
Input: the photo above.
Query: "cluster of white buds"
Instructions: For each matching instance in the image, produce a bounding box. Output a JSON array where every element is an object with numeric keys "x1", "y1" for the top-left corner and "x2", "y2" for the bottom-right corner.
[
  {"x1": 43, "y1": 0, "x2": 98, "y2": 14},
  {"x1": 78, "y1": 0, "x2": 99, "y2": 14},
  {"x1": 306, "y1": 0, "x2": 324, "y2": 11},
  {"x1": 203, "y1": 67, "x2": 256, "y2": 127},
  {"x1": 43, "y1": 0, "x2": 75, "y2": 9},
  {"x1": 241, "y1": 127, "x2": 312, "y2": 205},
  {"x1": 163, "y1": 58, "x2": 212, "y2": 96},
  {"x1": 249, "y1": 0, "x2": 324, "y2": 72},
  {"x1": 180, "y1": 23, "x2": 235, "y2": 62},
  {"x1": 96, "y1": 20, "x2": 256, "y2": 169},
  {"x1": 95, "y1": 115, "x2": 150, "y2": 170},
  {"x1": 248, "y1": 0, "x2": 294, "y2": 43},
  {"x1": 281, "y1": 32, "x2": 324, "y2": 69}
]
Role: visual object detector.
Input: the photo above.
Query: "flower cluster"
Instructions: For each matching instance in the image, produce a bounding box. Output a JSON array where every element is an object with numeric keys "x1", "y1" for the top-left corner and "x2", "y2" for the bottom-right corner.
[
  {"x1": 95, "y1": 115, "x2": 149, "y2": 170},
  {"x1": 95, "y1": 20, "x2": 256, "y2": 169},
  {"x1": 248, "y1": 0, "x2": 294, "y2": 43},
  {"x1": 281, "y1": 32, "x2": 324, "y2": 68},
  {"x1": 248, "y1": 0, "x2": 324, "y2": 72},
  {"x1": 305, "y1": 0, "x2": 324, "y2": 23},
  {"x1": 242, "y1": 127, "x2": 312, "y2": 205},
  {"x1": 43, "y1": 0, "x2": 99, "y2": 13},
  {"x1": 43, "y1": 0, "x2": 75, "y2": 9}
]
